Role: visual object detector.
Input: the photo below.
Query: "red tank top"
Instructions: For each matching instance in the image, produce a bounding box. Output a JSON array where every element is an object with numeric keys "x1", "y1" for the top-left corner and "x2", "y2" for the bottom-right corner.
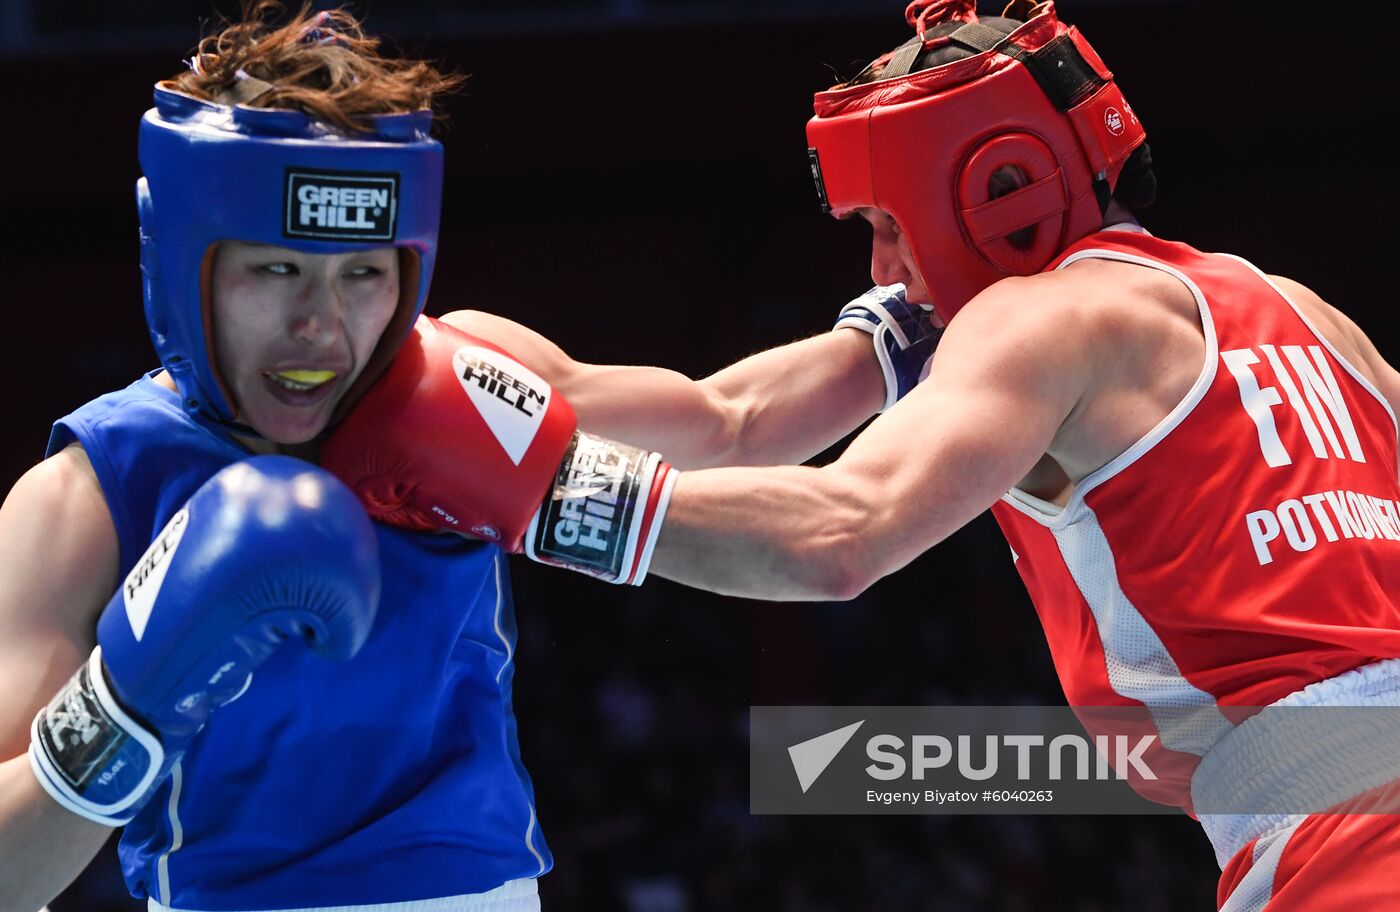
[{"x1": 991, "y1": 228, "x2": 1400, "y2": 805}]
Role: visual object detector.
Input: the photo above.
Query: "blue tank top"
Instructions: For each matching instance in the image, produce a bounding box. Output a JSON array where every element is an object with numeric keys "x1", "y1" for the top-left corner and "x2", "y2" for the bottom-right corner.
[{"x1": 49, "y1": 373, "x2": 551, "y2": 909}]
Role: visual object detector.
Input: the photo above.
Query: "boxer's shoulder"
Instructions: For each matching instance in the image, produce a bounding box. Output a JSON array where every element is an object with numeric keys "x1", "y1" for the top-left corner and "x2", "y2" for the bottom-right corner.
[
  {"x1": 942, "y1": 262, "x2": 1206, "y2": 482},
  {"x1": 437, "y1": 309, "x2": 581, "y2": 390},
  {"x1": 437, "y1": 309, "x2": 555, "y2": 358},
  {"x1": 1043, "y1": 255, "x2": 1201, "y2": 332},
  {"x1": 8, "y1": 445, "x2": 113, "y2": 542},
  {"x1": 2, "y1": 445, "x2": 120, "y2": 617},
  {"x1": 942, "y1": 265, "x2": 1156, "y2": 367},
  {"x1": 1012, "y1": 258, "x2": 1202, "y2": 379},
  {"x1": 1267, "y1": 273, "x2": 1400, "y2": 421},
  {"x1": 1266, "y1": 272, "x2": 1364, "y2": 356},
  {"x1": 0, "y1": 444, "x2": 119, "y2": 755}
]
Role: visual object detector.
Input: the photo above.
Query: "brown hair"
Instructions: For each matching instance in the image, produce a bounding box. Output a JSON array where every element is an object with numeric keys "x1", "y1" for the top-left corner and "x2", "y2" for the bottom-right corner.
[{"x1": 165, "y1": 0, "x2": 463, "y2": 133}]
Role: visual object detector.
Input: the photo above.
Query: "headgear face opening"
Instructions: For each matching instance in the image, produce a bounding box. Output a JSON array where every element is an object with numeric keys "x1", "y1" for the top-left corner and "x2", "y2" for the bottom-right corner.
[
  {"x1": 806, "y1": 1, "x2": 1146, "y2": 323},
  {"x1": 137, "y1": 84, "x2": 444, "y2": 426}
]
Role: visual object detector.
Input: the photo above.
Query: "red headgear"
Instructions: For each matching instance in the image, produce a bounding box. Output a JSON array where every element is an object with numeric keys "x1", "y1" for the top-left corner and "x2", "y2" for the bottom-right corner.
[{"x1": 806, "y1": 1, "x2": 1147, "y2": 323}]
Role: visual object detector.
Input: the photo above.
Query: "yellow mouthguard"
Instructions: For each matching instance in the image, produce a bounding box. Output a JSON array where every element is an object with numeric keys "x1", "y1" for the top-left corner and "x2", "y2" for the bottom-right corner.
[{"x1": 276, "y1": 369, "x2": 338, "y2": 384}]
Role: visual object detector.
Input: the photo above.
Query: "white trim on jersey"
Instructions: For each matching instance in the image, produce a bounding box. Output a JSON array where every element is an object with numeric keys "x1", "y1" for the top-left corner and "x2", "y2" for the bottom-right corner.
[
  {"x1": 1218, "y1": 254, "x2": 1400, "y2": 448},
  {"x1": 1050, "y1": 510, "x2": 1235, "y2": 757},
  {"x1": 996, "y1": 247, "x2": 1234, "y2": 759},
  {"x1": 491, "y1": 551, "x2": 513, "y2": 686},
  {"x1": 486, "y1": 549, "x2": 547, "y2": 878},
  {"x1": 148, "y1": 553, "x2": 548, "y2": 906},
  {"x1": 156, "y1": 760, "x2": 186, "y2": 906},
  {"x1": 524, "y1": 803, "x2": 547, "y2": 878},
  {"x1": 999, "y1": 248, "x2": 1220, "y2": 529},
  {"x1": 994, "y1": 238, "x2": 1400, "y2": 887}
]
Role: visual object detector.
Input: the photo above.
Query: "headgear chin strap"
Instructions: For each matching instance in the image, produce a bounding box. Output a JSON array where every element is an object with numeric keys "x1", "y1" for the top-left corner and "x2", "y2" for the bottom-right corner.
[
  {"x1": 137, "y1": 84, "x2": 444, "y2": 428},
  {"x1": 806, "y1": 1, "x2": 1146, "y2": 324}
]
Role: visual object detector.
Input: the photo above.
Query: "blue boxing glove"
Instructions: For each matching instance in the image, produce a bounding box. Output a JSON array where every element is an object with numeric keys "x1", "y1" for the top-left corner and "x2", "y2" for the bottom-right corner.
[
  {"x1": 835, "y1": 284, "x2": 942, "y2": 411},
  {"x1": 29, "y1": 456, "x2": 380, "y2": 826}
]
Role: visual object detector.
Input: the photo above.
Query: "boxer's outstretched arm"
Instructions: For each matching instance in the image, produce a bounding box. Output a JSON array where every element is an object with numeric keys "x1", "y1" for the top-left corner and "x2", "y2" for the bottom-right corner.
[
  {"x1": 647, "y1": 279, "x2": 1093, "y2": 599},
  {"x1": 439, "y1": 309, "x2": 884, "y2": 469},
  {"x1": 0, "y1": 449, "x2": 120, "y2": 910}
]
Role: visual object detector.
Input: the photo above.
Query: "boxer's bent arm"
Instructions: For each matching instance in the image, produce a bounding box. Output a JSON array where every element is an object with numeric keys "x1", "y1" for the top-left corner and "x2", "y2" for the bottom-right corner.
[
  {"x1": 439, "y1": 309, "x2": 883, "y2": 469},
  {"x1": 648, "y1": 281, "x2": 1091, "y2": 599},
  {"x1": 0, "y1": 447, "x2": 122, "y2": 907}
]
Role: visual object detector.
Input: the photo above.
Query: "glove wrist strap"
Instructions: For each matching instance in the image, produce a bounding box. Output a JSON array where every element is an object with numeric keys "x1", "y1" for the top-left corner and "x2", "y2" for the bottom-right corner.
[
  {"x1": 29, "y1": 647, "x2": 165, "y2": 826},
  {"x1": 525, "y1": 432, "x2": 672, "y2": 585}
]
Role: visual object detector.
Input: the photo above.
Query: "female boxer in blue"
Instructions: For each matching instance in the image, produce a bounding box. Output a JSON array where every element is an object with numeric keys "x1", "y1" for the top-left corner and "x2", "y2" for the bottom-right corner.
[{"x1": 0, "y1": 3, "x2": 931, "y2": 910}]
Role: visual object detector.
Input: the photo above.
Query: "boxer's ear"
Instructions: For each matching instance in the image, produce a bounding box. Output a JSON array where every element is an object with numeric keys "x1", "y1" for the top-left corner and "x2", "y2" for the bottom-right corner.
[{"x1": 987, "y1": 167, "x2": 1035, "y2": 252}]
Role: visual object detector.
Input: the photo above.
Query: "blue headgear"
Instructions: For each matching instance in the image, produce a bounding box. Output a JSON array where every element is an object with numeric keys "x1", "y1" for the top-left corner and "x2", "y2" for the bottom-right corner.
[{"x1": 136, "y1": 83, "x2": 444, "y2": 425}]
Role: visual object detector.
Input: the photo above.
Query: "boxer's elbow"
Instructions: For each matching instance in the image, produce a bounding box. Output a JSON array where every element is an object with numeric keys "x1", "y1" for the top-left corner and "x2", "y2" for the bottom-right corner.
[
  {"x1": 802, "y1": 551, "x2": 872, "y2": 602},
  {"x1": 668, "y1": 385, "x2": 755, "y2": 470},
  {"x1": 811, "y1": 536, "x2": 883, "y2": 602},
  {"x1": 706, "y1": 389, "x2": 805, "y2": 469},
  {"x1": 719, "y1": 394, "x2": 766, "y2": 467},
  {"x1": 786, "y1": 489, "x2": 883, "y2": 602}
]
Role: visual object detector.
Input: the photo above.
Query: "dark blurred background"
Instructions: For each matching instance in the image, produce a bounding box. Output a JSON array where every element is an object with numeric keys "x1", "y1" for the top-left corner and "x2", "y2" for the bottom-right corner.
[{"x1": 5, "y1": 0, "x2": 1392, "y2": 909}]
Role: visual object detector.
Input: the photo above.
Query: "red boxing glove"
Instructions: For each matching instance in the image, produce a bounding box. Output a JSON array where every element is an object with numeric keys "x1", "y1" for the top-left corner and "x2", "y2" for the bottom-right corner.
[{"x1": 322, "y1": 316, "x2": 674, "y2": 585}]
